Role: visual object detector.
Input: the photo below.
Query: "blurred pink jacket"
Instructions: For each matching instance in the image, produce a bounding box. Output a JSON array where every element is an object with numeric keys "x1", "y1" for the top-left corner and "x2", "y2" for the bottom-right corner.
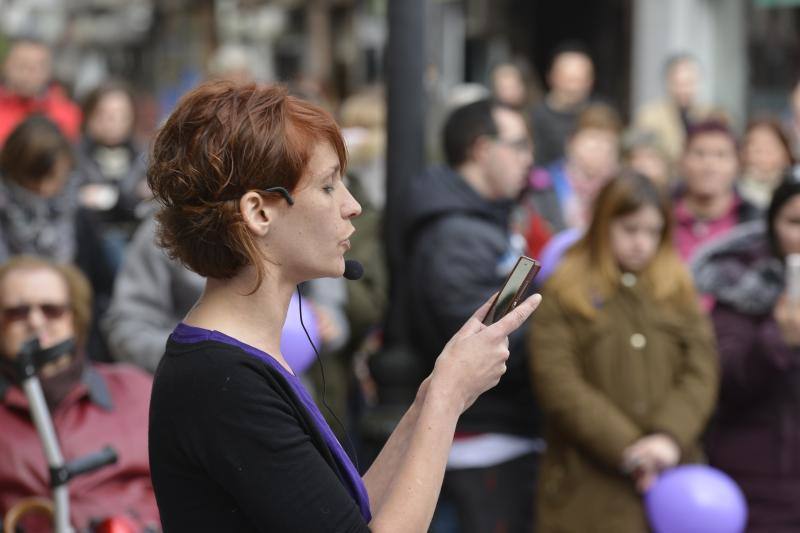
[{"x1": 0, "y1": 364, "x2": 159, "y2": 531}]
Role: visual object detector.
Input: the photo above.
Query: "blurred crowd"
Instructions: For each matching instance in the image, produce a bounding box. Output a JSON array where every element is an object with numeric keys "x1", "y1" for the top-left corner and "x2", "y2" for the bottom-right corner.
[{"x1": 1, "y1": 33, "x2": 800, "y2": 533}]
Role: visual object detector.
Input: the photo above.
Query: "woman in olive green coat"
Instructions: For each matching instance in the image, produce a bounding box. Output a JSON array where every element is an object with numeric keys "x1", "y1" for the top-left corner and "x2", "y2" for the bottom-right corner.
[{"x1": 529, "y1": 173, "x2": 718, "y2": 532}]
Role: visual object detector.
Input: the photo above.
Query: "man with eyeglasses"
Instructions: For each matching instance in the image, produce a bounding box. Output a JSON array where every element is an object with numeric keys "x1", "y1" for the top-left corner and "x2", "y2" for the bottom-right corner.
[
  {"x1": 402, "y1": 99, "x2": 542, "y2": 532},
  {"x1": 0, "y1": 255, "x2": 160, "y2": 531}
]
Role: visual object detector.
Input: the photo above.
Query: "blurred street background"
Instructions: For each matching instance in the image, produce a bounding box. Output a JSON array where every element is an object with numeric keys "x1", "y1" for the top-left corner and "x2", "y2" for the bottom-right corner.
[{"x1": 2, "y1": 1, "x2": 800, "y2": 532}]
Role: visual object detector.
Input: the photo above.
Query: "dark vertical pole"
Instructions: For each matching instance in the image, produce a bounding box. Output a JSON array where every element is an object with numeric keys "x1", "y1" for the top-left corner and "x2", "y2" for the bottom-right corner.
[
  {"x1": 384, "y1": 0, "x2": 426, "y2": 347},
  {"x1": 359, "y1": 1, "x2": 427, "y2": 463}
]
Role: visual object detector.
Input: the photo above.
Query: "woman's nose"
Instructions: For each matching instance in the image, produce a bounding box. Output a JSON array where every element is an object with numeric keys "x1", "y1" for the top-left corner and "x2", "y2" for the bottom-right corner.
[
  {"x1": 24, "y1": 307, "x2": 48, "y2": 333},
  {"x1": 342, "y1": 187, "x2": 362, "y2": 219}
]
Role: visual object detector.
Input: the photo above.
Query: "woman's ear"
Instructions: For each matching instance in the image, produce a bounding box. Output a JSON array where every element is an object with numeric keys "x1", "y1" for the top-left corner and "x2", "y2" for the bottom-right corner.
[{"x1": 239, "y1": 192, "x2": 272, "y2": 236}]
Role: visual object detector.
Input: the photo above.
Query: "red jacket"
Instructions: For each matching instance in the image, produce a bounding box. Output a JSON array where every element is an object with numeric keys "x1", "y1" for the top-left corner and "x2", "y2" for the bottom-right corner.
[
  {"x1": 0, "y1": 364, "x2": 159, "y2": 531},
  {"x1": 0, "y1": 84, "x2": 81, "y2": 145}
]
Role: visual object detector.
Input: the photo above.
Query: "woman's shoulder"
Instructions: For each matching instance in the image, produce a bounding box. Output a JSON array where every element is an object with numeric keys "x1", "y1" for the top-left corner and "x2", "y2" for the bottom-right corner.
[
  {"x1": 691, "y1": 220, "x2": 768, "y2": 274},
  {"x1": 149, "y1": 339, "x2": 309, "y2": 444},
  {"x1": 155, "y1": 339, "x2": 287, "y2": 400},
  {"x1": 691, "y1": 221, "x2": 782, "y2": 315}
]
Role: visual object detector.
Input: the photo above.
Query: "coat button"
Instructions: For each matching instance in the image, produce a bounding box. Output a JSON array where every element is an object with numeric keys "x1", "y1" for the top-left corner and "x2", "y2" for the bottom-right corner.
[{"x1": 630, "y1": 333, "x2": 646, "y2": 349}]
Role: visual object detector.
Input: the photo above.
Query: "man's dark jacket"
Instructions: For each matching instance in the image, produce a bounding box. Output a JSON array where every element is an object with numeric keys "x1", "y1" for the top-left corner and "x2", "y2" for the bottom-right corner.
[{"x1": 403, "y1": 164, "x2": 540, "y2": 437}]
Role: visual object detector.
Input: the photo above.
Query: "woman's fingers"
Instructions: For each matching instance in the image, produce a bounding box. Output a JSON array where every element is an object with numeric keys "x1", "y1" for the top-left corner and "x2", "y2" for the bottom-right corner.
[
  {"x1": 438, "y1": 292, "x2": 539, "y2": 412},
  {"x1": 489, "y1": 293, "x2": 542, "y2": 338},
  {"x1": 454, "y1": 292, "x2": 500, "y2": 338},
  {"x1": 636, "y1": 469, "x2": 658, "y2": 493},
  {"x1": 456, "y1": 292, "x2": 541, "y2": 343},
  {"x1": 621, "y1": 449, "x2": 644, "y2": 474}
]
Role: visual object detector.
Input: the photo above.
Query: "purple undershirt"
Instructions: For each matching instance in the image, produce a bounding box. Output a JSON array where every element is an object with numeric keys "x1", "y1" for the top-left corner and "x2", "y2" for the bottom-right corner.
[{"x1": 170, "y1": 322, "x2": 372, "y2": 523}]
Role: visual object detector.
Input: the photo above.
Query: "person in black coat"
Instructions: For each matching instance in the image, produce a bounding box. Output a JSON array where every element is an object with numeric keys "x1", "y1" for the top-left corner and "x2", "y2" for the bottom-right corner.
[{"x1": 404, "y1": 99, "x2": 542, "y2": 533}]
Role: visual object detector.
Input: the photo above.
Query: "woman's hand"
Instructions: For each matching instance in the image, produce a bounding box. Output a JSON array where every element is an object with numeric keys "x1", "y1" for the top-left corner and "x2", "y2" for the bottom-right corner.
[
  {"x1": 427, "y1": 292, "x2": 542, "y2": 415},
  {"x1": 79, "y1": 183, "x2": 119, "y2": 210},
  {"x1": 414, "y1": 375, "x2": 432, "y2": 406},
  {"x1": 774, "y1": 294, "x2": 800, "y2": 347},
  {"x1": 622, "y1": 433, "x2": 680, "y2": 493}
]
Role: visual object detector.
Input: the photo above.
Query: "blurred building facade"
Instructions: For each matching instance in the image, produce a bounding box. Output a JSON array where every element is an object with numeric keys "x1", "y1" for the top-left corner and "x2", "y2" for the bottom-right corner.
[
  {"x1": 0, "y1": 0, "x2": 796, "y2": 135},
  {"x1": 436, "y1": 0, "x2": 797, "y2": 131}
]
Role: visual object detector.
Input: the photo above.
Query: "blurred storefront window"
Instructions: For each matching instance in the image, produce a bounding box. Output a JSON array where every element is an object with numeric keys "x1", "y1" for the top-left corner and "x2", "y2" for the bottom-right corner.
[{"x1": 748, "y1": 2, "x2": 800, "y2": 115}]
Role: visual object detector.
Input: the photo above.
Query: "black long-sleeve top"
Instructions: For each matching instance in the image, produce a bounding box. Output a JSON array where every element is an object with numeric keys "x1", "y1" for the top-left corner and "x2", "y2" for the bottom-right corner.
[{"x1": 148, "y1": 324, "x2": 371, "y2": 532}]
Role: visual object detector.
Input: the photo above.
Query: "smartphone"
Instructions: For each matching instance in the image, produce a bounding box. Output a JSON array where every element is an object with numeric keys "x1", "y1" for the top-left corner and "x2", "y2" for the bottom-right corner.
[{"x1": 482, "y1": 256, "x2": 541, "y2": 325}]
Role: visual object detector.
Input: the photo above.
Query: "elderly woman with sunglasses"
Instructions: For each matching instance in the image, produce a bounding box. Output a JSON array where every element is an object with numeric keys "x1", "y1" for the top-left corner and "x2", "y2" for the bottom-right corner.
[{"x1": 0, "y1": 255, "x2": 159, "y2": 531}]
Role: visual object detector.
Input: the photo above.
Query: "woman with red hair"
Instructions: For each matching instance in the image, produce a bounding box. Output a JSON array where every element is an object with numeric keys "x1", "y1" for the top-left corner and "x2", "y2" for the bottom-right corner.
[{"x1": 146, "y1": 81, "x2": 541, "y2": 532}]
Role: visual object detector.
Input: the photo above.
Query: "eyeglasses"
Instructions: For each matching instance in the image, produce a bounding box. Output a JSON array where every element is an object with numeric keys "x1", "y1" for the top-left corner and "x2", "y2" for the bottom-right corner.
[
  {"x1": 492, "y1": 136, "x2": 533, "y2": 153},
  {"x1": 1, "y1": 303, "x2": 70, "y2": 323}
]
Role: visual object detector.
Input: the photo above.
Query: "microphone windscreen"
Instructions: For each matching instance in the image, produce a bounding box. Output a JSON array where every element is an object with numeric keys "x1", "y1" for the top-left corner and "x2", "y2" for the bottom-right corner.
[{"x1": 343, "y1": 259, "x2": 364, "y2": 281}]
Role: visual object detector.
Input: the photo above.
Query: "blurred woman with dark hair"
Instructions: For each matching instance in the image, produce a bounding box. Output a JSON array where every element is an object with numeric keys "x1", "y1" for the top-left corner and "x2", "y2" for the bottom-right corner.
[
  {"x1": 76, "y1": 81, "x2": 149, "y2": 267},
  {"x1": 529, "y1": 172, "x2": 718, "y2": 532},
  {"x1": 692, "y1": 172, "x2": 800, "y2": 531},
  {"x1": 0, "y1": 116, "x2": 114, "y2": 359},
  {"x1": 739, "y1": 117, "x2": 795, "y2": 209},
  {"x1": 0, "y1": 115, "x2": 77, "y2": 263},
  {"x1": 146, "y1": 81, "x2": 542, "y2": 532},
  {"x1": 524, "y1": 103, "x2": 623, "y2": 236}
]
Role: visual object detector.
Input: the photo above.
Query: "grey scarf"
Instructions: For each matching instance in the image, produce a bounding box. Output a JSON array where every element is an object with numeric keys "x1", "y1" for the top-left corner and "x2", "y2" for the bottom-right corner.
[
  {"x1": 692, "y1": 220, "x2": 783, "y2": 316},
  {"x1": 0, "y1": 177, "x2": 78, "y2": 263}
]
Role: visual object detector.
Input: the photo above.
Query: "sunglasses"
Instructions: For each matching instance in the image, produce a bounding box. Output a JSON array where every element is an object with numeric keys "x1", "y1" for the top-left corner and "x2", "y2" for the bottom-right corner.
[
  {"x1": 1, "y1": 303, "x2": 70, "y2": 323},
  {"x1": 492, "y1": 135, "x2": 533, "y2": 153}
]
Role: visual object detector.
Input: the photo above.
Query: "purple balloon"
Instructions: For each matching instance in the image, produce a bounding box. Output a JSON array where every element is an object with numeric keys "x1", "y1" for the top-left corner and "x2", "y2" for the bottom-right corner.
[
  {"x1": 280, "y1": 292, "x2": 320, "y2": 375},
  {"x1": 646, "y1": 465, "x2": 748, "y2": 533},
  {"x1": 537, "y1": 227, "x2": 582, "y2": 284}
]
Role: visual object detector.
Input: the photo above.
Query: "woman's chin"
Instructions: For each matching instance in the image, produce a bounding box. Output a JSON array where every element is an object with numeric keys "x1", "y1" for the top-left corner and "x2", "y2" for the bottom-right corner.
[
  {"x1": 305, "y1": 260, "x2": 346, "y2": 281},
  {"x1": 618, "y1": 256, "x2": 648, "y2": 273}
]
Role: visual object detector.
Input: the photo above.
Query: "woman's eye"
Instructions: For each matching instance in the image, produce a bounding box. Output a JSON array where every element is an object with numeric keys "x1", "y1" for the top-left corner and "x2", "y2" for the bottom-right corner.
[{"x1": 323, "y1": 185, "x2": 335, "y2": 194}]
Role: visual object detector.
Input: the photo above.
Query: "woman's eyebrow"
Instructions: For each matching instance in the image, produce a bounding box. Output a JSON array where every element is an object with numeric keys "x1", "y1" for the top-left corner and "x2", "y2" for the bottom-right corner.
[{"x1": 315, "y1": 165, "x2": 340, "y2": 181}]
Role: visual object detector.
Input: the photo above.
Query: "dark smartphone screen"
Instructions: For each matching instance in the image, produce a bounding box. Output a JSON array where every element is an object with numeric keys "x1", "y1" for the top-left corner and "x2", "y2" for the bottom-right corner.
[{"x1": 482, "y1": 256, "x2": 541, "y2": 325}]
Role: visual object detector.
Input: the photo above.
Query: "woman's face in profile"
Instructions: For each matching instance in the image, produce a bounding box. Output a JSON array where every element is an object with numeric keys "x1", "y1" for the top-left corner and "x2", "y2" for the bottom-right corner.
[
  {"x1": 609, "y1": 204, "x2": 664, "y2": 273},
  {"x1": 268, "y1": 142, "x2": 362, "y2": 282},
  {"x1": 775, "y1": 194, "x2": 800, "y2": 257}
]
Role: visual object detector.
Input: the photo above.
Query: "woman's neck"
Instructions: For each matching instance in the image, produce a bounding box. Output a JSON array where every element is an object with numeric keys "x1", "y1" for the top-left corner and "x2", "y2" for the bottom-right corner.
[
  {"x1": 742, "y1": 167, "x2": 783, "y2": 186},
  {"x1": 184, "y1": 267, "x2": 296, "y2": 373},
  {"x1": 684, "y1": 190, "x2": 735, "y2": 220}
]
